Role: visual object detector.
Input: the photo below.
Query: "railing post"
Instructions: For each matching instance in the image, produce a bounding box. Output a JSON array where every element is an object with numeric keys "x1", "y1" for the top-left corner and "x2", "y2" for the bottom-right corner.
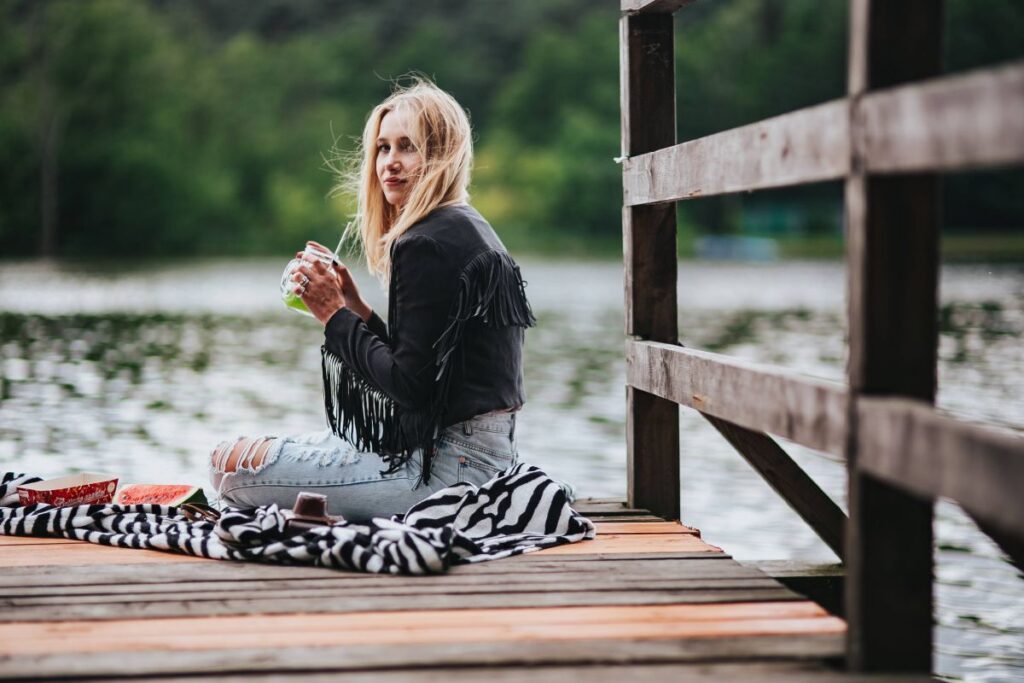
[
  {"x1": 845, "y1": 0, "x2": 943, "y2": 672},
  {"x1": 620, "y1": 10, "x2": 679, "y2": 520}
]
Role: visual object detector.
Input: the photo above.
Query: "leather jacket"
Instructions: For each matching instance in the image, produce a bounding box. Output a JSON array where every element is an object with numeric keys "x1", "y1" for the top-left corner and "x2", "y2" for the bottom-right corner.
[{"x1": 321, "y1": 203, "x2": 536, "y2": 483}]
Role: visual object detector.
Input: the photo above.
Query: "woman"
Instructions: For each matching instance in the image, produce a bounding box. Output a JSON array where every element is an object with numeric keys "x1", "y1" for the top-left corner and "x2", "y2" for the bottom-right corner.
[{"x1": 208, "y1": 76, "x2": 537, "y2": 520}]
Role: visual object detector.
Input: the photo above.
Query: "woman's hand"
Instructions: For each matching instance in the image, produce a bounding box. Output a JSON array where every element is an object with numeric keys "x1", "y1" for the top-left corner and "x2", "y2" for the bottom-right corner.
[{"x1": 294, "y1": 242, "x2": 373, "y2": 325}]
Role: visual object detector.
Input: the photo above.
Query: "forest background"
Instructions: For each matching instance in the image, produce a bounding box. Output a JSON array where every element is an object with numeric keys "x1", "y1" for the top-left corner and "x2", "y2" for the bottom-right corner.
[{"x1": 1, "y1": 0, "x2": 1022, "y2": 260}]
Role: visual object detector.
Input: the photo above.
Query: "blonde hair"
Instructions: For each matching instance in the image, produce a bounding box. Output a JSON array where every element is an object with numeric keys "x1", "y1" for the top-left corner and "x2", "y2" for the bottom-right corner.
[{"x1": 330, "y1": 74, "x2": 473, "y2": 285}]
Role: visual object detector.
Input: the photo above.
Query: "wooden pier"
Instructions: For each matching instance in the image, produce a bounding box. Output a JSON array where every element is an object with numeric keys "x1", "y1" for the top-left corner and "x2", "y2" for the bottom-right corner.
[
  {"x1": 0, "y1": 0, "x2": 1020, "y2": 680},
  {"x1": 0, "y1": 499, "x2": 934, "y2": 682}
]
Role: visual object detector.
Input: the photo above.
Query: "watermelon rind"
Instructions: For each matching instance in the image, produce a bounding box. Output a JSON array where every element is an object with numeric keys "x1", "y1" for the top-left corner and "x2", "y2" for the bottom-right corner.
[{"x1": 114, "y1": 484, "x2": 208, "y2": 506}]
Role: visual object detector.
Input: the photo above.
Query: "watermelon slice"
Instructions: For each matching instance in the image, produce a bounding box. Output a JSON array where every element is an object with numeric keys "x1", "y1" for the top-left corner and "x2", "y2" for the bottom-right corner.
[{"x1": 114, "y1": 484, "x2": 208, "y2": 506}]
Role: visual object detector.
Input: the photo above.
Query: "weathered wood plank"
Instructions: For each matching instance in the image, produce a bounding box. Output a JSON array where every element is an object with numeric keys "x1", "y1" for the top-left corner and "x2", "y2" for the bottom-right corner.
[
  {"x1": 623, "y1": 99, "x2": 850, "y2": 205},
  {"x1": 627, "y1": 386, "x2": 681, "y2": 523},
  {"x1": 2, "y1": 588, "x2": 804, "y2": 622},
  {"x1": 856, "y1": 397, "x2": 1024, "y2": 537},
  {"x1": 574, "y1": 498, "x2": 655, "y2": 515},
  {"x1": 0, "y1": 553, "x2": 733, "y2": 588},
  {"x1": 0, "y1": 555, "x2": 741, "y2": 589},
  {"x1": 0, "y1": 520, "x2": 692, "y2": 551},
  {"x1": 621, "y1": 9, "x2": 680, "y2": 521},
  {"x1": 595, "y1": 521, "x2": 699, "y2": 535},
  {"x1": 626, "y1": 340, "x2": 848, "y2": 454},
  {"x1": 703, "y1": 415, "x2": 846, "y2": 561},
  {"x1": 0, "y1": 531, "x2": 721, "y2": 568},
  {"x1": 0, "y1": 543, "x2": 212, "y2": 567},
  {"x1": 0, "y1": 633, "x2": 847, "y2": 680},
  {"x1": 844, "y1": 0, "x2": 941, "y2": 672},
  {"x1": 72, "y1": 665, "x2": 939, "y2": 683},
  {"x1": 0, "y1": 602, "x2": 845, "y2": 655},
  {"x1": 586, "y1": 515, "x2": 668, "y2": 523},
  {"x1": 2, "y1": 574, "x2": 782, "y2": 601},
  {"x1": 504, "y1": 533, "x2": 721, "y2": 555},
  {"x1": 860, "y1": 59, "x2": 1024, "y2": 173},
  {"x1": 621, "y1": 0, "x2": 696, "y2": 14},
  {"x1": 622, "y1": 59, "x2": 1024, "y2": 206},
  {"x1": 0, "y1": 536, "x2": 80, "y2": 546}
]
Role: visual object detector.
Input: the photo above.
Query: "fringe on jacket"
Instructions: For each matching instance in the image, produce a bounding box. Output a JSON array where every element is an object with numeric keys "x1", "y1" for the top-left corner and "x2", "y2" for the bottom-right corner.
[{"x1": 321, "y1": 249, "x2": 537, "y2": 484}]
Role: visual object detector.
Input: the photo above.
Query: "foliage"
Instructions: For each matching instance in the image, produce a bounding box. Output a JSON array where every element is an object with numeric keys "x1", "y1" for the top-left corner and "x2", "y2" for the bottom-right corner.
[{"x1": 0, "y1": 0, "x2": 1020, "y2": 258}]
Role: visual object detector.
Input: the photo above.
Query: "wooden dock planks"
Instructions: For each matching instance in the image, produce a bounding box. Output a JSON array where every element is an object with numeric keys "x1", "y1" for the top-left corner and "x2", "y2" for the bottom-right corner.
[{"x1": 0, "y1": 499, "x2": 871, "y2": 681}]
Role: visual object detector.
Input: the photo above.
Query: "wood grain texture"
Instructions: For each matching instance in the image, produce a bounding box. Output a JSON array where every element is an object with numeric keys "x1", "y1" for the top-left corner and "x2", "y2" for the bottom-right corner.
[
  {"x1": 623, "y1": 100, "x2": 850, "y2": 205},
  {"x1": 0, "y1": 602, "x2": 845, "y2": 655},
  {"x1": 0, "y1": 526, "x2": 719, "y2": 569},
  {"x1": 0, "y1": 634, "x2": 848, "y2": 680},
  {"x1": 620, "y1": 9, "x2": 681, "y2": 522},
  {"x1": 844, "y1": 0, "x2": 941, "y2": 672},
  {"x1": 859, "y1": 60, "x2": 1024, "y2": 173},
  {"x1": 575, "y1": 498, "x2": 655, "y2": 515},
  {"x1": 69, "y1": 663, "x2": 938, "y2": 683},
  {"x1": 627, "y1": 386, "x2": 681, "y2": 521},
  {"x1": 596, "y1": 521, "x2": 700, "y2": 535},
  {"x1": 531, "y1": 533, "x2": 720, "y2": 555},
  {"x1": 0, "y1": 555, "x2": 742, "y2": 591},
  {"x1": 626, "y1": 340, "x2": 848, "y2": 454},
  {"x1": 3, "y1": 576, "x2": 784, "y2": 602},
  {"x1": 856, "y1": 397, "x2": 1024, "y2": 535},
  {"x1": 2, "y1": 588, "x2": 804, "y2": 623},
  {"x1": 0, "y1": 542, "x2": 213, "y2": 567}
]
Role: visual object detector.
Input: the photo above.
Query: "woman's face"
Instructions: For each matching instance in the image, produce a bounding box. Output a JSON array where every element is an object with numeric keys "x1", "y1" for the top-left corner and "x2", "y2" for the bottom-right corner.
[{"x1": 376, "y1": 108, "x2": 422, "y2": 208}]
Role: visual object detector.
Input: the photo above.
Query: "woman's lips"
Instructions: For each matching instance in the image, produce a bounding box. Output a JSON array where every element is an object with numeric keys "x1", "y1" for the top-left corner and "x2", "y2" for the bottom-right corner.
[{"x1": 384, "y1": 178, "x2": 405, "y2": 186}]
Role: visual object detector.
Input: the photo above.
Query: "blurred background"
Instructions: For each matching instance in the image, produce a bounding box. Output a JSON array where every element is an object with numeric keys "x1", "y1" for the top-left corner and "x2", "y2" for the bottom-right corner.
[
  {"x1": 0, "y1": 1, "x2": 1022, "y2": 680},
  {"x1": 1, "y1": 0, "x2": 1022, "y2": 259}
]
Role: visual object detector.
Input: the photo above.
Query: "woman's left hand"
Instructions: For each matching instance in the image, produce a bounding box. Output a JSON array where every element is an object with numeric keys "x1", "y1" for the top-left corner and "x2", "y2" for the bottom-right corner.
[{"x1": 292, "y1": 254, "x2": 345, "y2": 326}]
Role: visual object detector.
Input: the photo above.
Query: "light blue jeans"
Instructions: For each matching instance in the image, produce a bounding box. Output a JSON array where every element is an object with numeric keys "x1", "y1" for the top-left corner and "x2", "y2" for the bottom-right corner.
[{"x1": 209, "y1": 411, "x2": 519, "y2": 521}]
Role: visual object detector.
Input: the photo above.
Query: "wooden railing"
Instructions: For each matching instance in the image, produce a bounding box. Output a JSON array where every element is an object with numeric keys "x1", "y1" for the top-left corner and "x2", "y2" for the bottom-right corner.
[{"x1": 619, "y1": 0, "x2": 1024, "y2": 673}]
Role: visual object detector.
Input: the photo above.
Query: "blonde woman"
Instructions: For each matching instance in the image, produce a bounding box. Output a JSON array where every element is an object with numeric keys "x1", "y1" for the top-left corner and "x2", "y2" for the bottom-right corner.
[{"x1": 208, "y1": 76, "x2": 537, "y2": 520}]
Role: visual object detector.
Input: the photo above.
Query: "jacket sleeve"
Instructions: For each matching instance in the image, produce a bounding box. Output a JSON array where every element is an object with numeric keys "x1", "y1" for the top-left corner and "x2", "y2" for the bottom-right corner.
[
  {"x1": 322, "y1": 234, "x2": 453, "y2": 412},
  {"x1": 365, "y1": 309, "x2": 389, "y2": 344}
]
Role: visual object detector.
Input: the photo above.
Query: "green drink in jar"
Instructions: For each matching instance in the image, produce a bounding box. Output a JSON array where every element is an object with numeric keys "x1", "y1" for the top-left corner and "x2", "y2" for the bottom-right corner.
[{"x1": 280, "y1": 239, "x2": 343, "y2": 317}]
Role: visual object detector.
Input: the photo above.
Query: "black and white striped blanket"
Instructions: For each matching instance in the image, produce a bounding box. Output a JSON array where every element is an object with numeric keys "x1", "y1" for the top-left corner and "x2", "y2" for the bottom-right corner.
[{"x1": 0, "y1": 465, "x2": 595, "y2": 575}]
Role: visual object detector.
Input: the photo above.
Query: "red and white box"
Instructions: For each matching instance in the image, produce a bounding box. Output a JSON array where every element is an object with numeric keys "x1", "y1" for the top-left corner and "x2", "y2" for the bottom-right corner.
[{"x1": 18, "y1": 473, "x2": 119, "y2": 507}]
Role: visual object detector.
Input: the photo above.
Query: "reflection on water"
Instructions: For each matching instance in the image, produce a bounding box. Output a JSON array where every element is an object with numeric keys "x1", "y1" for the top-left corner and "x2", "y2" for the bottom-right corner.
[{"x1": 1, "y1": 257, "x2": 1022, "y2": 682}]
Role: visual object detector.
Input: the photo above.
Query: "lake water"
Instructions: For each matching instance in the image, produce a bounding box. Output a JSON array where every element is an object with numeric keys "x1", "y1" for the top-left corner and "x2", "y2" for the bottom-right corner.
[{"x1": 0, "y1": 256, "x2": 1021, "y2": 682}]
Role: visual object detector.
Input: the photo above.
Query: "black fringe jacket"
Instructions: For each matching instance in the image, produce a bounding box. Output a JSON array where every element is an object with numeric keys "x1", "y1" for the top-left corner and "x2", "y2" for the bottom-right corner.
[{"x1": 321, "y1": 203, "x2": 537, "y2": 484}]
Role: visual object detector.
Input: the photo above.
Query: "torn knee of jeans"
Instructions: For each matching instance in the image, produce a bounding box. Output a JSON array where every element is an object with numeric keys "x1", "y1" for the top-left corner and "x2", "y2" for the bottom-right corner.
[{"x1": 212, "y1": 436, "x2": 279, "y2": 475}]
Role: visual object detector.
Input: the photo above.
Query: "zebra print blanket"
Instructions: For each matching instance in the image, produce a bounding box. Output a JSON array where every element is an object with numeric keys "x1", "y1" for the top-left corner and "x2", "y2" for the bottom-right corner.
[{"x1": 0, "y1": 465, "x2": 595, "y2": 575}]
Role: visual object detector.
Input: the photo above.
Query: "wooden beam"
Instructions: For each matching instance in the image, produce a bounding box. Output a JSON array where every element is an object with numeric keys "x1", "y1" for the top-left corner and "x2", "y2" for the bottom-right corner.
[
  {"x1": 621, "y1": 0, "x2": 695, "y2": 14},
  {"x1": 860, "y1": 59, "x2": 1024, "y2": 174},
  {"x1": 844, "y1": 0, "x2": 943, "y2": 673},
  {"x1": 627, "y1": 386, "x2": 680, "y2": 522},
  {"x1": 856, "y1": 397, "x2": 1024, "y2": 537},
  {"x1": 626, "y1": 340, "x2": 847, "y2": 455},
  {"x1": 965, "y1": 512, "x2": 1024, "y2": 573},
  {"x1": 623, "y1": 205, "x2": 677, "y2": 340},
  {"x1": 623, "y1": 60, "x2": 1024, "y2": 207},
  {"x1": 623, "y1": 100, "x2": 850, "y2": 205},
  {"x1": 704, "y1": 415, "x2": 847, "y2": 561},
  {"x1": 621, "y1": 10, "x2": 680, "y2": 520}
]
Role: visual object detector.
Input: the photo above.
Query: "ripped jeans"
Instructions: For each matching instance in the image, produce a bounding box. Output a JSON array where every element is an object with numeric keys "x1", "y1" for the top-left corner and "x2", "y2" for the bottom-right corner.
[{"x1": 209, "y1": 411, "x2": 519, "y2": 521}]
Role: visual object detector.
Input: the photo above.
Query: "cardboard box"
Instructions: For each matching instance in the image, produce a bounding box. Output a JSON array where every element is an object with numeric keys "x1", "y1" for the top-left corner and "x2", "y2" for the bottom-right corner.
[{"x1": 18, "y1": 473, "x2": 119, "y2": 507}]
